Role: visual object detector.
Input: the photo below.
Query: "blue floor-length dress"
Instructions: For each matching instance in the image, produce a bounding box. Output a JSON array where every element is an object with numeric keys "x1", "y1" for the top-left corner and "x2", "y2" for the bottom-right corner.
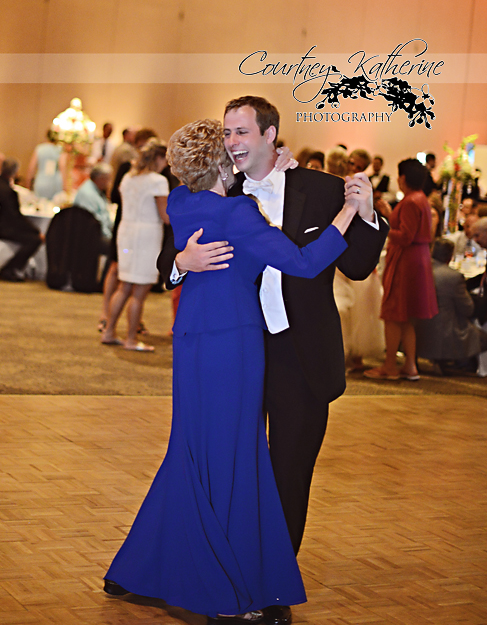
[{"x1": 105, "y1": 185, "x2": 348, "y2": 617}]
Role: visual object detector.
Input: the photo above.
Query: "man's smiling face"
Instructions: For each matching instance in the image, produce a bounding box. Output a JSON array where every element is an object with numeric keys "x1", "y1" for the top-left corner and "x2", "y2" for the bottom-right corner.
[{"x1": 223, "y1": 105, "x2": 275, "y2": 180}]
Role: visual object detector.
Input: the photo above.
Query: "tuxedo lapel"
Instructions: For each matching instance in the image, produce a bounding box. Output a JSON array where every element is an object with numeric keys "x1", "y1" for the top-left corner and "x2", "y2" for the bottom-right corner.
[{"x1": 283, "y1": 171, "x2": 306, "y2": 243}]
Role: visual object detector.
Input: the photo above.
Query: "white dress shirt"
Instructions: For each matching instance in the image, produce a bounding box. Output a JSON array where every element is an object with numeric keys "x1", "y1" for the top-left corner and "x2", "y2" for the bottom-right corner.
[{"x1": 242, "y1": 168, "x2": 290, "y2": 334}]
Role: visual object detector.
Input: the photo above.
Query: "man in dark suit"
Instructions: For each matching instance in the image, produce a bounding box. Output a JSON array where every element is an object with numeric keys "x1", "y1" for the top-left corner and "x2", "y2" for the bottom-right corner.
[
  {"x1": 0, "y1": 158, "x2": 43, "y2": 281},
  {"x1": 158, "y1": 96, "x2": 388, "y2": 624},
  {"x1": 469, "y1": 217, "x2": 487, "y2": 326},
  {"x1": 416, "y1": 238, "x2": 487, "y2": 366}
]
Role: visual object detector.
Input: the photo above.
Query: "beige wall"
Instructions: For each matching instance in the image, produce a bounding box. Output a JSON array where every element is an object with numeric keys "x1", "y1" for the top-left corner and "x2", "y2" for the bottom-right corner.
[{"x1": 1, "y1": 0, "x2": 486, "y2": 186}]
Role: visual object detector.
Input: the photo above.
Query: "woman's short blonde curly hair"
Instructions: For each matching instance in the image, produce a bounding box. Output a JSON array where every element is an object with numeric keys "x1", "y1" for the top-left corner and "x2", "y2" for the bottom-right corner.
[{"x1": 167, "y1": 119, "x2": 231, "y2": 192}]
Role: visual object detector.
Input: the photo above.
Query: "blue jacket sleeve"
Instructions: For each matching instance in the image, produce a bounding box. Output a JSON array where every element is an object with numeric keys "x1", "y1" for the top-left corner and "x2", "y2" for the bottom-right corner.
[{"x1": 225, "y1": 196, "x2": 348, "y2": 278}]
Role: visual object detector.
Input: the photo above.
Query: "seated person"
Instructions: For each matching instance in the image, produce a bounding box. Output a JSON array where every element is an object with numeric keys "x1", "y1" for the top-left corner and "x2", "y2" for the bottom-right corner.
[
  {"x1": 416, "y1": 238, "x2": 487, "y2": 370},
  {"x1": 446, "y1": 214, "x2": 480, "y2": 258},
  {"x1": 477, "y1": 203, "x2": 487, "y2": 218},
  {"x1": 74, "y1": 163, "x2": 113, "y2": 253},
  {"x1": 0, "y1": 158, "x2": 43, "y2": 282},
  {"x1": 468, "y1": 217, "x2": 487, "y2": 326},
  {"x1": 458, "y1": 198, "x2": 478, "y2": 223}
]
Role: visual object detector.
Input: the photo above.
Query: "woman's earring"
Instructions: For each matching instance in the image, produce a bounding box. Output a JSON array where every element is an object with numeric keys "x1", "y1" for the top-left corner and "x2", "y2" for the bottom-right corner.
[{"x1": 221, "y1": 172, "x2": 228, "y2": 181}]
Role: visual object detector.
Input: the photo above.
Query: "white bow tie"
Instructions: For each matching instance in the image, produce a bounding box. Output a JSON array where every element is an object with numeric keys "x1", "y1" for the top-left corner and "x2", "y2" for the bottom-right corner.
[{"x1": 243, "y1": 178, "x2": 274, "y2": 196}]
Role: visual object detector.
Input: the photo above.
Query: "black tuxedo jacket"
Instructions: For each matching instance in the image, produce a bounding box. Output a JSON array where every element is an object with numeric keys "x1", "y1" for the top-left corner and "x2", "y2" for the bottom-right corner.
[{"x1": 158, "y1": 167, "x2": 389, "y2": 403}]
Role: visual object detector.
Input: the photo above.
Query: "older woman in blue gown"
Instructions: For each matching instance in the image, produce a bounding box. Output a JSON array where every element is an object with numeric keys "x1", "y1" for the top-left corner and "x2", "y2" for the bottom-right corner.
[{"x1": 104, "y1": 120, "x2": 360, "y2": 620}]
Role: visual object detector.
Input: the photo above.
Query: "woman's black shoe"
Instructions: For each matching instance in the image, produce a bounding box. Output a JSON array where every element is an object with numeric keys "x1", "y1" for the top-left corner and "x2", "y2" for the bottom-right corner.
[{"x1": 103, "y1": 579, "x2": 129, "y2": 596}]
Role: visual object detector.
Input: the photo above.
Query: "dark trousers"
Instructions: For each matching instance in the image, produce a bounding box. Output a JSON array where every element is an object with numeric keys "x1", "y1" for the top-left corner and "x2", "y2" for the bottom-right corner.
[
  {"x1": 1, "y1": 231, "x2": 41, "y2": 273},
  {"x1": 265, "y1": 328, "x2": 329, "y2": 555}
]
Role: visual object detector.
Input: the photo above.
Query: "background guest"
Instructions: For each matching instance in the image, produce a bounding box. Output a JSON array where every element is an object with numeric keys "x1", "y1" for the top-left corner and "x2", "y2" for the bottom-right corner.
[
  {"x1": 0, "y1": 158, "x2": 43, "y2": 281},
  {"x1": 25, "y1": 130, "x2": 63, "y2": 200},
  {"x1": 296, "y1": 147, "x2": 314, "y2": 168},
  {"x1": 415, "y1": 238, "x2": 487, "y2": 372},
  {"x1": 325, "y1": 146, "x2": 348, "y2": 178},
  {"x1": 101, "y1": 139, "x2": 169, "y2": 351},
  {"x1": 110, "y1": 127, "x2": 138, "y2": 175},
  {"x1": 368, "y1": 155, "x2": 390, "y2": 194},
  {"x1": 336, "y1": 147, "x2": 384, "y2": 372},
  {"x1": 423, "y1": 152, "x2": 437, "y2": 197},
  {"x1": 306, "y1": 151, "x2": 325, "y2": 171},
  {"x1": 348, "y1": 148, "x2": 371, "y2": 176},
  {"x1": 458, "y1": 198, "x2": 478, "y2": 230},
  {"x1": 74, "y1": 163, "x2": 113, "y2": 253},
  {"x1": 98, "y1": 128, "x2": 159, "y2": 333},
  {"x1": 446, "y1": 214, "x2": 480, "y2": 258},
  {"x1": 427, "y1": 190, "x2": 444, "y2": 240},
  {"x1": 90, "y1": 122, "x2": 116, "y2": 165},
  {"x1": 365, "y1": 158, "x2": 438, "y2": 381},
  {"x1": 468, "y1": 217, "x2": 487, "y2": 326}
]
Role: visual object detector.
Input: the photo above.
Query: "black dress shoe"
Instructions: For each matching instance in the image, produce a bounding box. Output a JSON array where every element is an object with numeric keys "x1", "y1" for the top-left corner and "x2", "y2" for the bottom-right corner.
[
  {"x1": 262, "y1": 605, "x2": 292, "y2": 625},
  {"x1": 103, "y1": 579, "x2": 129, "y2": 596},
  {"x1": 0, "y1": 268, "x2": 25, "y2": 282}
]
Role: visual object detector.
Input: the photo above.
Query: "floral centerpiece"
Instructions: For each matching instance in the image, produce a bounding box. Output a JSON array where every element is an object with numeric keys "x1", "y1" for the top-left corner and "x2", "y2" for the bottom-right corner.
[
  {"x1": 51, "y1": 98, "x2": 96, "y2": 198},
  {"x1": 439, "y1": 134, "x2": 478, "y2": 233},
  {"x1": 51, "y1": 98, "x2": 96, "y2": 150}
]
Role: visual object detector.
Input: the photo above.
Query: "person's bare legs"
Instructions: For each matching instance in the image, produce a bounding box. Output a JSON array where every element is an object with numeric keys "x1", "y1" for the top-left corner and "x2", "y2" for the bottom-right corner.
[
  {"x1": 364, "y1": 319, "x2": 401, "y2": 379},
  {"x1": 382, "y1": 320, "x2": 402, "y2": 375},
  {"x1": 102, "y1": 281, "x2": 133, "y2": 343},
  {"x1": 125, "y1": 283, "x2": 154, "y2": 350},
  {"x1": 99, "y1": 261, "x2": 119, "y2": 330},
  {"x1": 399, "y1": 320, "x2": 418, "y2": 377},
  {"x1": 365, "y1": 319, "x2": 419, "y2": 379}
]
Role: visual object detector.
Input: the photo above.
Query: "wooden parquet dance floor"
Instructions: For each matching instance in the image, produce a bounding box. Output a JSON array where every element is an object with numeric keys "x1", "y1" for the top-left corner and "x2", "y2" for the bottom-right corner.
[{"x1": 0, "y1": 394, "x2": 486, "y2": 625}]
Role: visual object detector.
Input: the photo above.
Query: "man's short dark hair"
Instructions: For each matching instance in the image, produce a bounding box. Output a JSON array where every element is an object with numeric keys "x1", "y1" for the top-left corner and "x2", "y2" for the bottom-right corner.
[
  {"x1": 432, "y1": 238, "x2": 454, "y2": 264},
  {"x1": 425, "y1": 153, "x2": 436, "y2": 163},
  {"x1": 224, "y1": 96, "x2": 280, "y2": 146},
  {"x1": 398, "y1": 158, "x2": 427, "y2": 190},
  {"x1": 373, "y1": 155, "x2": 384, "y2": 165},
  {"x1": 1, "y1": 158, "x2": 19, "y2": 179}
]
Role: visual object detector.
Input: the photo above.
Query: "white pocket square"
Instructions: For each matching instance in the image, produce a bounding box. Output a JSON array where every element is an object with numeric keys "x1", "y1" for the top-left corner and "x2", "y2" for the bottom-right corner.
[{"x1": 304, "y1": 227, "x2": 319, "y2": 234}]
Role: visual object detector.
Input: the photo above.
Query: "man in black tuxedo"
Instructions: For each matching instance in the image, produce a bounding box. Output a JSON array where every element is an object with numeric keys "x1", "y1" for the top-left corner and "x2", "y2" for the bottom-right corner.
[
  {"x1": 158, "y1": 96, "x2": 388, "y2": 624},
  {"x1": 0, "y1": 158, "x2": 43, "y2": 281},
  {"x1": 369, "y1": 155, "x2": 390, "y2": 194}
]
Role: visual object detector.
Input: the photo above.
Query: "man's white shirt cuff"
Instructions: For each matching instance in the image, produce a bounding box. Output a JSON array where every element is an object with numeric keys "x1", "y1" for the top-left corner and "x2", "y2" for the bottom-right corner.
[
  {"x1": 361, "y1": 210, "x2": 379, "y2": 230},
  {"x1": 170, "y1": 261, "x2": 187, "y2": 284}
]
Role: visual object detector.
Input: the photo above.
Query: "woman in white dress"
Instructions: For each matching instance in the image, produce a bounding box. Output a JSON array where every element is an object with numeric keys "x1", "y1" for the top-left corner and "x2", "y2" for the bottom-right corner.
[{"x1": 102, "y1": 139, "x2": 169, "y2": 351}]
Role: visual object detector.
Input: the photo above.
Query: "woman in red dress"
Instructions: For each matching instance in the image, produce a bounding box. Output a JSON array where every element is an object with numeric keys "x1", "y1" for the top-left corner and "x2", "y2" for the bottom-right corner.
[{"x1": 365, "y1": 159, "x2": 438, "y2": 381}]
